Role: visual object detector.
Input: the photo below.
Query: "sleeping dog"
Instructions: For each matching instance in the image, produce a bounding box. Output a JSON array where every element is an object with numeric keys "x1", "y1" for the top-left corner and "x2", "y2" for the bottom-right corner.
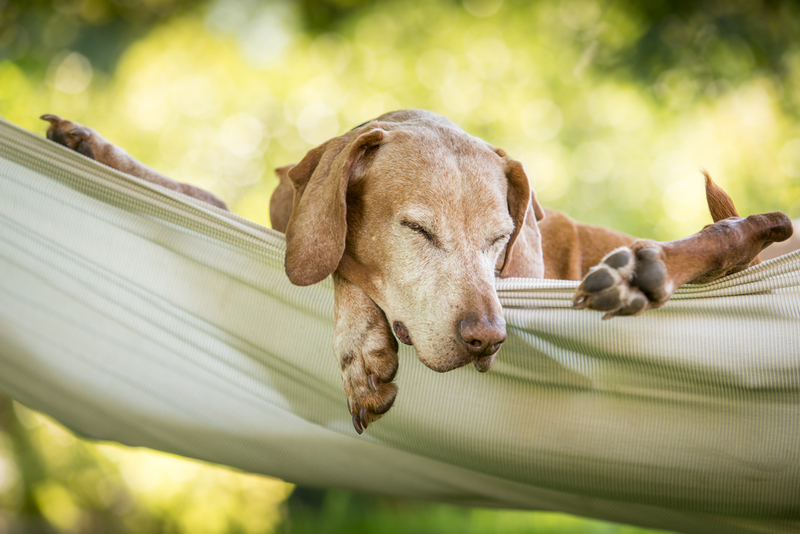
[{"x1": 42, "y1": 110, "x2": 793, "y2": 433}]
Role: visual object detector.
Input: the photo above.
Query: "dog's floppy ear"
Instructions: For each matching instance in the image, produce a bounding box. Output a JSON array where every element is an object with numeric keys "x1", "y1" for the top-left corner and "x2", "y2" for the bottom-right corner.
[
  {"x1": 497, "y1": 152, "x2": 546, "y2": 278},
  {"x1": 270, "y1": 164, "x2": 295, "y2": 233},
  {"x1": 284, "y1": 127, "x2": 387, "y2": 286}
]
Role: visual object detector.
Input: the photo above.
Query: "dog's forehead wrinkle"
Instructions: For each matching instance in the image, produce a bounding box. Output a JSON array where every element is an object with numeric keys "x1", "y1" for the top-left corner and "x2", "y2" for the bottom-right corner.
[{"x1": 387, "y1": 160, "x2": 508, "y2": 239}]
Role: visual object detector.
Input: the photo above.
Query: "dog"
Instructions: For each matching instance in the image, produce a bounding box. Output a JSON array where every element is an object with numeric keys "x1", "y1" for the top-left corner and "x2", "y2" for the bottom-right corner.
[{"x1": 41, "y1": 110, "x2": 794, "y2": 434}]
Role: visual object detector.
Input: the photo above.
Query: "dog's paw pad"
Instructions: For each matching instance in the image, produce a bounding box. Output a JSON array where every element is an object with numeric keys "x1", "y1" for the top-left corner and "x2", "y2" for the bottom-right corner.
[
  {"x1": 573, "y1": 246, "x2": 669, "y2": 318},
  {"x1": 574, "y1": 248, "x2": 632, "y2": 309},
  {"x1": 581, "y1": 268, "x2": 616, "y2": 294},
  {"x1": 633, "y1": 248, "x2": 670, "y2": 302},
  {"x1": 604, "y1": 248, "x2": 635, "y2": 274},
  {"x1": 602, "y1": 291, "x2": 648, "y2": 319}
]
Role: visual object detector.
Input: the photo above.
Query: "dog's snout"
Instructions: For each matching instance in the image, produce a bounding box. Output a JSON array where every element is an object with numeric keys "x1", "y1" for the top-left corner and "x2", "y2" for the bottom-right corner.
[{"x1": 458, "y1": 313, "x2": 506, "y2": 356}]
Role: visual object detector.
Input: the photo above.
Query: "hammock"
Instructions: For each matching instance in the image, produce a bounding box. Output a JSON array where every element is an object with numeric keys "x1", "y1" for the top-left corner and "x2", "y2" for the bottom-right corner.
[{"x1": 0, "y1": 117, "x2": 798, "y2": 534}]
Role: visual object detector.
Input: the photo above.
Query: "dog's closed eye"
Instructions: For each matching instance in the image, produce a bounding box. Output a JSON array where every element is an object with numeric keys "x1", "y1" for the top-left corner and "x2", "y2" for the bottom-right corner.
[
  {"x1": 489, "y1": 234, "x2": 510, "y2": 248},
  {"x1": 401, "y1": 220, "x2": 439, "y2": 247}
]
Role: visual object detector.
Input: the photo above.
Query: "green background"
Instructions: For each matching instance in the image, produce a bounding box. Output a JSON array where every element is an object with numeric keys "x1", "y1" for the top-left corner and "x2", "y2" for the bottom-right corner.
[{"x1": 1, "y1": 0, "x2": 799, "y2": 532}]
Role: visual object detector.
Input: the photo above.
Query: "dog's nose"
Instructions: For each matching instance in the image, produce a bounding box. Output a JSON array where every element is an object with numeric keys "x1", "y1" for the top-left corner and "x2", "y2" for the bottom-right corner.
[{"x1": 459, "y1": 313, "x2": 506, "y2": 356}]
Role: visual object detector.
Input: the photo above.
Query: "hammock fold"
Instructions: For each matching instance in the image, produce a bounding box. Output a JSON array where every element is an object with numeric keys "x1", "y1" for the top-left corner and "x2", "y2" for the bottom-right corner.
[{"x1": 0, "y1": 118, "x2": 798, "y2": 534}]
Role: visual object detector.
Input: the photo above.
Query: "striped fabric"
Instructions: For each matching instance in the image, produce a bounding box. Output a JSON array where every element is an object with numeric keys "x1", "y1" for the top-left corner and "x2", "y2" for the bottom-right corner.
[{"x1": 0, "y1": 118, "x2": 798, "y2": 534}]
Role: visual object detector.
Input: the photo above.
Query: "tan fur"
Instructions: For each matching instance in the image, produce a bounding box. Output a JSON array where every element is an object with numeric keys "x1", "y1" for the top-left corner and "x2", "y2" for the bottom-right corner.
[
  {"x1": 42, "y1": 110, "x2": 795, "y2": 433},
  {"x1": 703, "y1": 169, "x2": 739, "y2": 222},
  {"x1": 41, "y1": 115, "x2": 228, "y2": 209}
]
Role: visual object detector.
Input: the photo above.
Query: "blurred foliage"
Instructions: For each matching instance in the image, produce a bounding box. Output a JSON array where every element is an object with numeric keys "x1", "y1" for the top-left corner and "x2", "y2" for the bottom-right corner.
[
  {"x1": 612, "y1": 1, "x2": 800, "y2": 87},
  {"x1": 4, "y1": 0, "x2": 800, "y2": 85},
  {"x1": 285, "y1": 487, "x2": 672, "y2": 534},
  {"x1": 2, "y1": 0, "x2": 797, "y2": 238},
  {"x1": 0, "y1": 0, "x2": 198, "y2": 74},
  {"x1": 0, "y1": 395, "x2": 291, "y2": 533},
  {"x1": 0, "y1": 0, "x2": 382, "y2": 73},
  {"x1": 1, "y1": 0, "x2": 800, "y2": 533}
]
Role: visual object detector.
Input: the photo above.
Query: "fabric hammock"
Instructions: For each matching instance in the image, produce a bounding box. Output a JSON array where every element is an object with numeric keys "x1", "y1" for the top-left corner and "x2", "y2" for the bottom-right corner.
[{"x1": 0, "y1": 116, "x2": 798, "y2": 534}]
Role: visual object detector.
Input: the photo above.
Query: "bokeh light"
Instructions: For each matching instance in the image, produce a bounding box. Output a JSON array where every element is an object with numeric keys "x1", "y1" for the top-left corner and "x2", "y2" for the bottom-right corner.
[{"x1": 1, "y1": 0, "x2": 799, "y2": 532}]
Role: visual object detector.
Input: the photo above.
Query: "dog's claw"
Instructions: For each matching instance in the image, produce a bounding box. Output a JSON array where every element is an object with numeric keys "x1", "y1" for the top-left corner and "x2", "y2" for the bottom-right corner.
[
  {"x1": 69, "y1": 127, "x2": 91, "y2": 141},
  {"x1": 352, "y1": 413, "x2": 363, "y2": 434},
  {"x1": 368, "y1": 373, "x2": 378, "y2": 392},
  {"x1": 40, "y1": 114, "x2": 62, "y2": 124},
  {"x1": 359, "y1": 407, "x2": 369, "y2": 430}
]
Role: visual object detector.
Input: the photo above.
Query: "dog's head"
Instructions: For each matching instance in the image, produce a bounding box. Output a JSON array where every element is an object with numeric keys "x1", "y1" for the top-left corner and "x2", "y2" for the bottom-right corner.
[{"x1": 282, "y1": 110, "x2": 545, "y2": 373}]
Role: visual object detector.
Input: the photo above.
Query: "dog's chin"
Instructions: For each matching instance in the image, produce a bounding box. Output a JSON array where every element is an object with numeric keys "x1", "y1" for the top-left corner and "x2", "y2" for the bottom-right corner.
[
  {"x1": 417, "y1": 347, "x2": 497, "y2": 373},
  {"x1": 472, "y1": 353, "x2": 496, "y2": 373}
]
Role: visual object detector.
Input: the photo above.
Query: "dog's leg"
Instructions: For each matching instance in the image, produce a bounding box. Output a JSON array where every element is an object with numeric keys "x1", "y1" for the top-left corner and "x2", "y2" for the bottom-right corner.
[
  {"x1": 573, "y1": 212, "x2": 793, "y2": 319},
  {"x1": 333, "y1": 274, "x2": 399, "y2": 434},
  {"x1": 40, "y1": 115, "x2": 227, "y2": 209}
]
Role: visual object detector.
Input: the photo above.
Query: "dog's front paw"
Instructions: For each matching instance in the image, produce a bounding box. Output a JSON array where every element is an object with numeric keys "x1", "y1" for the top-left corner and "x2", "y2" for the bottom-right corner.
[
  {"x1": 41, "y1": 114, "x2": 104, "y2": 160},
  {"x1": 338, "y1": 337, "x2": 399, "y2": 434},
  {"x1": 332, "y1": 275, "x2": 400, "y2": 434},
  {"x1": 573, "y1": 245, "x2": 672, "y2": 320}
]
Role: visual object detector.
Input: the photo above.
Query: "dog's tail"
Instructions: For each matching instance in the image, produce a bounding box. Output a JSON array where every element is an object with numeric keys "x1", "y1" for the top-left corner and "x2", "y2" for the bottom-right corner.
[
  {"x1": 702, "y1": 170, "x2": 739, "y2": 222},
  {"x1": 702, "y1": 169, "x2": 764, "y2": 267}
]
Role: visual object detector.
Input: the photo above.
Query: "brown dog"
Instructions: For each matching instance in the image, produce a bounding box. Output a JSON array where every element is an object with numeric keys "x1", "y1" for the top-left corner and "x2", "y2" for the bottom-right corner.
[{"x1": 41, "y1": 110, "x2": 794, "y2": 434}]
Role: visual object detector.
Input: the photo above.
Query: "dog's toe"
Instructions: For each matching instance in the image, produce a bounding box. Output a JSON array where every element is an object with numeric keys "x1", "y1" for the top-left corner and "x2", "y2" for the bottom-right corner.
[
  {"x1": 632, "y1": 247, "x2": 671, "y2": 303},
  {"x1": 340, "y1": 342, "x2": 399, "y2": 433},
  {"x1": 41, "y1": 114, "x2": 98, "y2": 160},
  {"x1": 346, "y1": 379, "x2": 398, "y2": 433},
  {"x1": 574, "y1": 245, "x2": 669, "y2": 319}
]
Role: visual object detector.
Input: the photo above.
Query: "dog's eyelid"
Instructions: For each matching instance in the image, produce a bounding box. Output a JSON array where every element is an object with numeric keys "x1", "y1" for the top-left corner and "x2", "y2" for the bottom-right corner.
[
  {"x1": 490, "y1": 233, "x2": 511, "y2": 245},
  {"x1": 401, "y1": 220, "x2": 439, "y2": 245},
  {"x1": 486, "y1": 232, "x2": 511, "y2": 251},
  {"x1": 401, "y1": 219, "x2": 423, "y2": 231}
]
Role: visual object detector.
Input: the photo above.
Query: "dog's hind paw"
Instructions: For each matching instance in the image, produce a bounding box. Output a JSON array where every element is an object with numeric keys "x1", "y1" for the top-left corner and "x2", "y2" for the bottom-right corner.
[
  {"x1": 41, "y1": 114, "x2": 103, "y2": 160},
  {"x1": 573, "y1": 245, "x2": 672, "y2": 320},
  {"x1": 41, "y1": 114, "x2": 229, "y2": 210}
]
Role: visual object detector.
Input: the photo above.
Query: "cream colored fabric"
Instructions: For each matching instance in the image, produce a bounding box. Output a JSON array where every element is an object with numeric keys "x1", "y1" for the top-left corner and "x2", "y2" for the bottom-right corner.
[{"x1": 0, "y1": 118, "x2": 798, "y2": 534}]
